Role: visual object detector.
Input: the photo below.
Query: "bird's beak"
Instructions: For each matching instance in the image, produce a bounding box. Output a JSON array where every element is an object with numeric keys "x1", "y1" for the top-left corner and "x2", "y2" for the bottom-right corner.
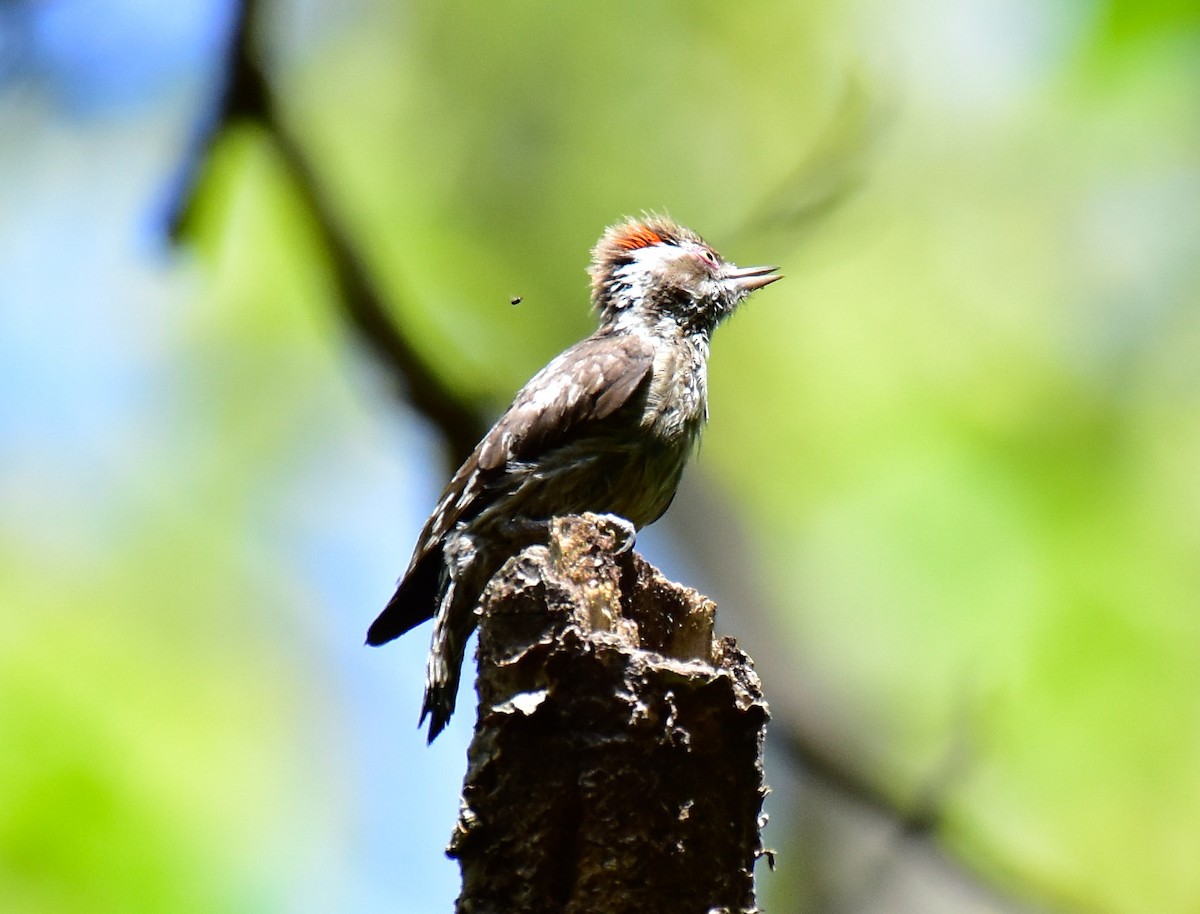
[{"x1": 724, "y1": 263, "x2": 782, "y2": 293}]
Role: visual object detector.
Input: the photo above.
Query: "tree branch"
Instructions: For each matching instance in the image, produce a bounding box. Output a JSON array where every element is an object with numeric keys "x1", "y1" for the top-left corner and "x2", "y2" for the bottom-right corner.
[{"x1": 168, "y1": 0, "x2": 487, "y2": 464}]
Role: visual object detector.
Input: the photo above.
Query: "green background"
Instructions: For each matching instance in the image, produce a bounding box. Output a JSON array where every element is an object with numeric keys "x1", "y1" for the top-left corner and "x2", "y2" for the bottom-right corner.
[{"x1": 2, "y1": 0, "x2": 1198, "y2": 911}]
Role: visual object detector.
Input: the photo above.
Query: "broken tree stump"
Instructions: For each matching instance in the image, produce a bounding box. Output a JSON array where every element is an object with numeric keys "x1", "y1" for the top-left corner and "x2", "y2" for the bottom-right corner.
[{"x1": 449, "y1": 513, "x2": 770, "y2": 914}]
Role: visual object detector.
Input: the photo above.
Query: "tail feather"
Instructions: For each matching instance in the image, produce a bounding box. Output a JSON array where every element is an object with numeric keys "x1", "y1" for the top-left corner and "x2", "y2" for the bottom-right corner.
[
  {"x1": 366, "y1": 550, "x2": 442, "y2": 646},
  {"x1": 419, "y1": 577, "x2": 474, "y2": 743},
  {"x1": 370, "y1": 538, "x2": 488, "y2": 742},
  {"x1": 419, "y1": 656, "x2": 457, "y2": 744}
]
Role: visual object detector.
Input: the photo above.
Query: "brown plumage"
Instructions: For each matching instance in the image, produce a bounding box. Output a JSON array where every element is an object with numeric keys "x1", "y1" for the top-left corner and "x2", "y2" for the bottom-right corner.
[{"x1": 367, "y1": 215, "x2": 780, "y2": 741}]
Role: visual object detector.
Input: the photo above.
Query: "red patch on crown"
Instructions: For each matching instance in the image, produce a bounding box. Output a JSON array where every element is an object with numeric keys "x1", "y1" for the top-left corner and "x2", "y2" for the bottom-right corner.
[{"x1": 611, "y1": 225, "x2": 665, "y2": 251}]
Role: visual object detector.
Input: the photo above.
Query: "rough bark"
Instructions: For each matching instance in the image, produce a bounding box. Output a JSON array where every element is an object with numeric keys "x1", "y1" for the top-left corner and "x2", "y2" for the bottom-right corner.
[{"x1": 450, "y1": 513, "x2": 770, "y2": 914}]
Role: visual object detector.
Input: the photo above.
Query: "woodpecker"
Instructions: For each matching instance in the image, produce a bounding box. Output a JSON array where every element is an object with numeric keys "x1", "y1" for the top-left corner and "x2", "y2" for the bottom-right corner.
[{"x1": 367, "y1": 215, "x2": 781, "y2": 741}]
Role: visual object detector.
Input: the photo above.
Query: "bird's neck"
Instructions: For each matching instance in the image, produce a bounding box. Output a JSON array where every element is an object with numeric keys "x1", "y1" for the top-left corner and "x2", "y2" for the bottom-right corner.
[{"x1": 603, "y1": 306, "x2": 713, "y2": 349}]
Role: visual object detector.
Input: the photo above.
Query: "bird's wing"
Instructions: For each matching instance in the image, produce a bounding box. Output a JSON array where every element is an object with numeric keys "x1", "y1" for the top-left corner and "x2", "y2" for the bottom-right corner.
[
  {"x1": 475, "y1": 332, "x2": 656, "y2": 473},
  {"x1": 421, "y1": 332, "x2": 656, "y2": 559},
  {"x1": 367, "y1": 332, "x2": 654, "y2": 645}
]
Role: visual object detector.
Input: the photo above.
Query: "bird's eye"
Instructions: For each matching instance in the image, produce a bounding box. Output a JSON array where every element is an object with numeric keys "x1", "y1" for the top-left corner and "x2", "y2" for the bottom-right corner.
[{"x1": 697, "y1": 248, "x2": 719, "y2": 269}]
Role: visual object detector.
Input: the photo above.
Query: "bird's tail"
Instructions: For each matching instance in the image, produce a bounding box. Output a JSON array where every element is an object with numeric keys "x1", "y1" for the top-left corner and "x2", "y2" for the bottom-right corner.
[
  {"x1": 419, "y1": 578, "x2": 475, "y2": 743},
  {"x1": 366, "y1": 550, "x2": 441, "y2": 646}
]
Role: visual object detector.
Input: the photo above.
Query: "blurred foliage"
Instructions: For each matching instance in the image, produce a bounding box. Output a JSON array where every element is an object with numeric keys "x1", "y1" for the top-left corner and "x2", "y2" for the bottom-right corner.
[
  {"x1": 275, "y1": 3, "x2": 1200, "y2": 907},
  {"x1": 2, "y1": 0, "x2": 1199, "y2": 911}
]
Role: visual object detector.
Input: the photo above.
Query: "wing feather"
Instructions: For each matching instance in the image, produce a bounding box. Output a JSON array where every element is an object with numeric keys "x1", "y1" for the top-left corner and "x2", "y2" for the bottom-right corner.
[
  {"x1": 369, "y1": 332, "x2": 655, "y2": 642},
  {"x1": 481, "y1": 333, "x2": 655, "y2": 471}
]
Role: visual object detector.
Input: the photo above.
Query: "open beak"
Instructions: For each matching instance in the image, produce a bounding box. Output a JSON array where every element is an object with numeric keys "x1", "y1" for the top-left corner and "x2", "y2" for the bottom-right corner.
[{"x1": 724, "y1": 263, "x2": 782, "y2": 293}]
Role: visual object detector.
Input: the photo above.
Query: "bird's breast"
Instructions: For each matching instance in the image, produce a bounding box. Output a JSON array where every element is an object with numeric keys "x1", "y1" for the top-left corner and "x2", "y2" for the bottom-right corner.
[{"x1": 640, "y1": 335, "x2": 709, "y2": 446}]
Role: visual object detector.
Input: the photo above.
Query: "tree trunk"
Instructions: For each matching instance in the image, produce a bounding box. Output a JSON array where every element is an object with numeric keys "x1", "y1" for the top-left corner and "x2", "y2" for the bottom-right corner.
[{"x1": 450, "y1": 513, "x2": 770, "y2": 914}]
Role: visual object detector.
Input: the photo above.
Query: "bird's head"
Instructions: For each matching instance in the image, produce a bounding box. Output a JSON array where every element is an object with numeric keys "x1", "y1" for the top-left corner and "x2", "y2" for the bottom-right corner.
[{"x1": 588, "y1": 215, "x2": 780, "y2": 335}]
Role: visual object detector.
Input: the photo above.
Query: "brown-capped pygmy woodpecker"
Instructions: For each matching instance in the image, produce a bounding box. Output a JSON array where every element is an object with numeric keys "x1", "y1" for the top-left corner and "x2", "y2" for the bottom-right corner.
[{"x1": 367, "y1": 215, "x2": 781, "y2": 741}]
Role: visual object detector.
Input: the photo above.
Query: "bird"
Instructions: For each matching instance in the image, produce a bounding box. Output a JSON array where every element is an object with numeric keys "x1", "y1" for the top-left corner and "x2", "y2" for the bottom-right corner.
[{"x1": 367, "y1": 214, "x2": 781, "y2": 742}]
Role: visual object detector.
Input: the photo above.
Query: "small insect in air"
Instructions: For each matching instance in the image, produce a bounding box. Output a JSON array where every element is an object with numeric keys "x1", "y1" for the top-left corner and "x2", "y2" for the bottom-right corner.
[{"x1": 510, "y1": 296, "x2": 523, "y2": 306}]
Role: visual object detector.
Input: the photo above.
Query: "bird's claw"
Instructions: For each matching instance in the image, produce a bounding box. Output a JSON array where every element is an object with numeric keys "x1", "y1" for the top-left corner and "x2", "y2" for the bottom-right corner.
[{"x1": 597, "y1": 513, "x2": 637, "y2": 554}]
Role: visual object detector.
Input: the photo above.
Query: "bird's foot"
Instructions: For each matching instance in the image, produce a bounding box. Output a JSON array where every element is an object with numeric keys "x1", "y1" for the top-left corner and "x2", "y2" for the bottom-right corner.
[{"x1": 595, "y1": 513, "x2": 637, "y2": 554}]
